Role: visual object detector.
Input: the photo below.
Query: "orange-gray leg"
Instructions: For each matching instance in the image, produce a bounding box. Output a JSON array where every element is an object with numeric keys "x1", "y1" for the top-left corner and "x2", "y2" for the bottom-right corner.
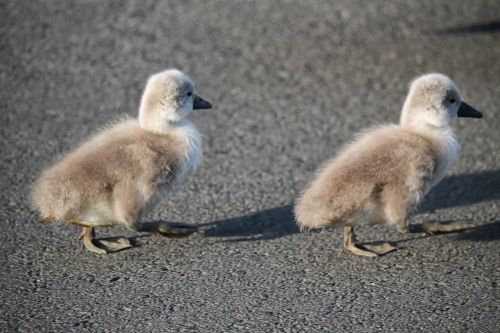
[
  {"x1": 381, "y1": 184, "x2": 473, "y2": 235},
  {"x1": 390, "y1": 208, "x2": 474, "y2": 235},
  {"x1": 113, "y1": 185, "x2": 198, "y2": 239},
  {"x1": 408, "y1": 222, "x2": 475, "y2": 235}
]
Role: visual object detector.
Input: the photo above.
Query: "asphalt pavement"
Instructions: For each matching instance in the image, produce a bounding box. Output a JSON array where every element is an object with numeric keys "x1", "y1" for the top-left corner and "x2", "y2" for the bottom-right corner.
[{"x1": 1, "y1": 1, "x2": 499, "y2": 332}]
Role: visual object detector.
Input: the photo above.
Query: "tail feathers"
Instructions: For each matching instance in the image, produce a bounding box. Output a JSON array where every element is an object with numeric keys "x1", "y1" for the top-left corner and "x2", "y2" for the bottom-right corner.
[
  {"x1": 31, "y1": 176, "x2": 78, "y2": 223},
  {"x1": 294, "y1": 197, "x2": 340, "y2": 230}
]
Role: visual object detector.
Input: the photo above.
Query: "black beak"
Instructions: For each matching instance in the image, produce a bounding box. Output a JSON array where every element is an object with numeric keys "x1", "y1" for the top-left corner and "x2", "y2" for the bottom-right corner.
[
  {"x1": 193, "y1": 95, "x2": 212, "y2": 110},
  {"x1": 457, "y1": 101, "x2": 482, "y2": 118}
]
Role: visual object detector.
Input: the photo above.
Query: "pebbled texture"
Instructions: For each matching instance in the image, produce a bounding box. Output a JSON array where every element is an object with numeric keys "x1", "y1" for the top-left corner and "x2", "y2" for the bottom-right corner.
[{"x1": 1, "y1": 1, "x2": 499, "y2": 332}]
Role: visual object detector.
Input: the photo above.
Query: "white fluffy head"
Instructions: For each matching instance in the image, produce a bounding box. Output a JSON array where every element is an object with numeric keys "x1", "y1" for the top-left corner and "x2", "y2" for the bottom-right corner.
[
  {"x1": 400, "y1": 73, "x2": 462, "y2": 130},
  {"x1": 139, "y1": 69, "x2": 197, "y2": 133}
]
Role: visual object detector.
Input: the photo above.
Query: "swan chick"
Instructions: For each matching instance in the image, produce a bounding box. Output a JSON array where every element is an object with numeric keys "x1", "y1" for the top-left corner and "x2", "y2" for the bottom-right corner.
[
  {"x1": 294, "y1": 73, "x2": 483, "y2": 257},
  {"x1": 32, "y1": 69, "x2": 212, "y2": 254}
]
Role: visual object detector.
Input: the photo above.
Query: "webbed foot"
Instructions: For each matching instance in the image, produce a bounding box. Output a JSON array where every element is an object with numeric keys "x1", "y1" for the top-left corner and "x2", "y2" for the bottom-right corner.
[
  {"x1": 343, "y1": 226, "x2": 397, "y2": 257},
  {"x1": 363, "y1": 242, "x2": 398, "y2": 255},
  {"x1": 139, "y1": 221, "x2": 198, "y2": 238},
  {"x1": 79, "y1": 227, "x2": 132, "y2": 254},
  {"x1": 410, "y1": 222, "x2": 475, "y2": 235}
]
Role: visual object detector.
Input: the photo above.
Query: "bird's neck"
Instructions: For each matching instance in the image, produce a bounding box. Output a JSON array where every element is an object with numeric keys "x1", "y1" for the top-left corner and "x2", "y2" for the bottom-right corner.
[
  {"x1": 405, "y1": 121, "x2": 460, "y2": 188},
  {"x1": 139, "y1": 112, "x2": 187, "y2": 135},
  {"x1": 402, "y1": 120, "x2": 458, "y2": 148}
]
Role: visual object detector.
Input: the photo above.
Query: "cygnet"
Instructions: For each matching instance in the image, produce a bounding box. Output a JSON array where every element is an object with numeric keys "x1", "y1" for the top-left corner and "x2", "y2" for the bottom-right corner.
[
  {"x1": 32, "y1": 69, "x2": 212, "y2": 254},
  {"x1": 295, "y1": 73, "x2": 482, "y2": 257}
]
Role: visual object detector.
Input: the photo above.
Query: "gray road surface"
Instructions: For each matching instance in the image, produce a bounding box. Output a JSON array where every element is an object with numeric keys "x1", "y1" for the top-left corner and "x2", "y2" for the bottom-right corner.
[{"x1": 1, "y1": 1, "x2": 499, "y2": 332}]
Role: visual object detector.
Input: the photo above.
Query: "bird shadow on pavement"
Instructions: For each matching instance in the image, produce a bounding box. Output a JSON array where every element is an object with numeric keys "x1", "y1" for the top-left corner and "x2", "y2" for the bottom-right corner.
[
  {"x1": 200, "y1": 204, "x2": 299, "y2": 242},
  {"x1": 419, "y1": 169, "x2": 500, "y2": 213},
  {"x1": 436, "y1": 20, "x2": 500, "y2": 34},
  {"x1": 454, "y1": 220, "x2": 500, "y2": 242}
]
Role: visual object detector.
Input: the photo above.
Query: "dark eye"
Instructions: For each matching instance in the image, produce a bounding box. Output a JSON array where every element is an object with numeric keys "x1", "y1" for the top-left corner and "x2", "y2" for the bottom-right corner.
[
  {"x1": 187, "y1": 92, "x2": 192, "y2": 97},
  {"x1": 449, "y1": 98, "x2": 456, "y2": 104}
]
